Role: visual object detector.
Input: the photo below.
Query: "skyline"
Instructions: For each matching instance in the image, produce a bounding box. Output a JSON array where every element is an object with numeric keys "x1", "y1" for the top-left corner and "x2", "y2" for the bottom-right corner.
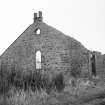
[{"x1": 0, "y1": 0, "x2": 105, "y2": 54}]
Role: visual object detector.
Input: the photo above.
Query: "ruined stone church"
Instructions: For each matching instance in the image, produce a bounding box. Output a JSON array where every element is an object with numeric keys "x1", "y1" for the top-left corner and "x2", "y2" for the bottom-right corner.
[
  {"x1": 0, "y1": 11, "x2": 92, "y2": 78},
  {"x1": 0, "y1": 11, "x2": 105, "y2": 105}
]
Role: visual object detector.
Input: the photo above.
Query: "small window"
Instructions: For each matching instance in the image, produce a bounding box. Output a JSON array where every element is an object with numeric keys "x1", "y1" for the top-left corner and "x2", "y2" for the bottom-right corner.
[
  {"x1": 35, "y1": 28, "x2": 41, "y2": 35},
  {"x1": 36, "y1": 51, "x2": 41, "y2": 69}
]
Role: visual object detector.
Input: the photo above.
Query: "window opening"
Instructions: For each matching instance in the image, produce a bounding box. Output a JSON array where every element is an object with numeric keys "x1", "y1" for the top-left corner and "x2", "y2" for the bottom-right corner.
[
  {"x1": 36, "y1": 51, "x2": 41, "y2": 69},
  {"x1": 35, "y1": 28, "x2": 41, "y2": 35}
]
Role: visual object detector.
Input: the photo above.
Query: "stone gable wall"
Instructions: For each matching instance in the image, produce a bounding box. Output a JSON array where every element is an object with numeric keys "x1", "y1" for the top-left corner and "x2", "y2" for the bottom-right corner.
[{"x1": 0, "y1": 22, "x2": 89, "y2": 79}]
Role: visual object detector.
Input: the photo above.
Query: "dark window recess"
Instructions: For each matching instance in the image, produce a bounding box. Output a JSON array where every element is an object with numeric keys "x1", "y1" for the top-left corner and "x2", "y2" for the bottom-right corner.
[
  {"x1": 35, "y1": 28, "x2": 41, "y2": 35},
  {"x1": 91, "y1": 53, "x2": 96, "y2": 77}
]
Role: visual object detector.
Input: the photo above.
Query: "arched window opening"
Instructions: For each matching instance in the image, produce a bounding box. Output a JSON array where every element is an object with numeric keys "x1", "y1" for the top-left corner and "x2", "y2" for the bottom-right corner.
[
  {"x1": 36, "y1": 51, "x2": 41, "y2": 69},
  {"x1": 35, "y1": 28, "x2": 41, "y2": 35}
]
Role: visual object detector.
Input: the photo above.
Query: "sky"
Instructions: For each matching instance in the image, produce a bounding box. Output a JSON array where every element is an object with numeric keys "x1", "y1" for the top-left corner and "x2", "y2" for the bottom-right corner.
[{"x1": 0, "y1": 0, "x2": 105, "y2": 55}]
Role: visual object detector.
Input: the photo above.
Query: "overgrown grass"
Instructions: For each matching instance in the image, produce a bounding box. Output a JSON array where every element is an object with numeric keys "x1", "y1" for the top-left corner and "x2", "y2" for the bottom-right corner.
[
  {"x1": 52, "y1": 73, "x2": 65, "y2": 92},
  {"x1": 0, "y1": 66, "x2": 65, "y2": 96}
]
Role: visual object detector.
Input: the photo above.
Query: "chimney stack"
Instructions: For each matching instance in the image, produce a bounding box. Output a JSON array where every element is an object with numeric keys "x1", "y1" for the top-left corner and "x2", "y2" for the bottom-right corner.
[
  {"x1": 33, "y1": 11, "x2": 43, "y2": 23},
  {"x1": 38, "y1": 11, "x2": 43, "y2": 22},
  {"x1": 34, "y1": 13, "x2": 38, "y2": 23}
]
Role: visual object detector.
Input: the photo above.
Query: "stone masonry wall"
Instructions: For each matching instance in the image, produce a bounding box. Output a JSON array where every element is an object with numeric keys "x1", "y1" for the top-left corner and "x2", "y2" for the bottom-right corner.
[{"x1": 0, "y1": 22, "x2": 89, "y2": 79}]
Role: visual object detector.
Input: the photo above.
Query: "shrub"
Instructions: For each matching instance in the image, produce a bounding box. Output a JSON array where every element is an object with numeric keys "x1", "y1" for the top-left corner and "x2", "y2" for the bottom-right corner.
[{"x1": 52, "y1": 73, "x2": 65, "y2": 92}]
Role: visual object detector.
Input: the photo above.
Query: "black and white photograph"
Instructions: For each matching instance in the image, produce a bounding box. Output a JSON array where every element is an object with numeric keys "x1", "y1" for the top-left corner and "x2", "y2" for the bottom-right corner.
[{"x1": 0, "y1": 0, "x2": 105, "y2": 105}]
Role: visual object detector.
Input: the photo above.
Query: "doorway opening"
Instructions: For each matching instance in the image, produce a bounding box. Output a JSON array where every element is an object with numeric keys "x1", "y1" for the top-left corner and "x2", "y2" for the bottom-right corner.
[{"x1": 91, "y1": 52, "x2": 96, "y2": 77}]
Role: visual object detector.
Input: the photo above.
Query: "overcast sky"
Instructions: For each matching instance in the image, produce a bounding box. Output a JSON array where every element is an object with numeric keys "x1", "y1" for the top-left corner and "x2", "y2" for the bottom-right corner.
[{"x1": 0, "y1": 0, "x2": 105, "y2": 55}]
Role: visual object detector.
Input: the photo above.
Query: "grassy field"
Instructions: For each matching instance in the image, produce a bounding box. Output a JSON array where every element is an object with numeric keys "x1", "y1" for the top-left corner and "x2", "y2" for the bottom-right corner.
[{"x1": 0, "y1": 69, "x2": 105, "y2": 105}]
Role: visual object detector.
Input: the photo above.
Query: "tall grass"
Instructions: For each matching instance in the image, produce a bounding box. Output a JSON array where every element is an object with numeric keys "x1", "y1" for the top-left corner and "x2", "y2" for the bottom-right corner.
[
  {"x1": 0, "y1": 62, "x2": 65, "y2": 96},
  {"x1": 52, "y1": 73, "x2": 65, "y2": 92}
]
